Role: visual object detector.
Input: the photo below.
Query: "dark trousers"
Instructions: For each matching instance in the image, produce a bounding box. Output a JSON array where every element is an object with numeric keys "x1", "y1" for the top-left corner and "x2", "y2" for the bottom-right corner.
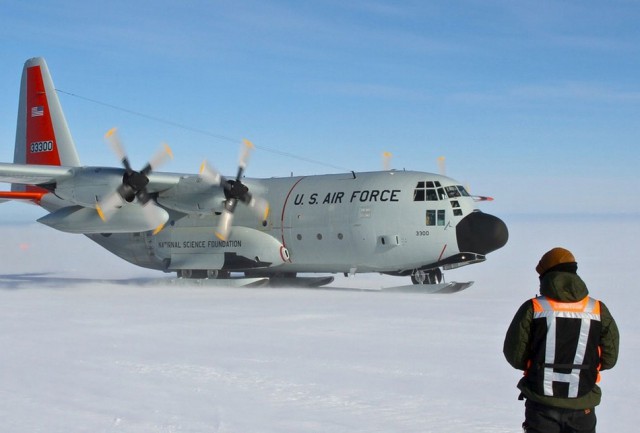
[{"x1": 523, "y1": 400, "x2": 596, "y2": 433}]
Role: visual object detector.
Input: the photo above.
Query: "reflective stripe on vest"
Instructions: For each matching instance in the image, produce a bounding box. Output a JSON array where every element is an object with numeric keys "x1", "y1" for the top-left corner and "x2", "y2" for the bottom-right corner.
[{"x1": 531, "y1": 296, "x2": 601, "y2": 398}]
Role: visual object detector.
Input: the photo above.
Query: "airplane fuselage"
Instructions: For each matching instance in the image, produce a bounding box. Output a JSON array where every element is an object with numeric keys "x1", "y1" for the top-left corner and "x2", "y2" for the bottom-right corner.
[{"x1": 86, "y1": 170, "x2": 507, "y2": 277}]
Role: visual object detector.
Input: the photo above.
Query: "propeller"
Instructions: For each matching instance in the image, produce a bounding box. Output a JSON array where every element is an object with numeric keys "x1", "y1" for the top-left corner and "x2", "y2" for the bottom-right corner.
[
  {"x1": 382, "y1": 151, "x2": 393, "y2": 171},
  {"x1": 96, "y1": 128, "x2": 173, "y2": 234},
  {"x1": 199, "y1": 139, "x2": 270, "y2": 241},
  {"x1": 437, "y1": 156, "x2": 446, "y2": 176}
]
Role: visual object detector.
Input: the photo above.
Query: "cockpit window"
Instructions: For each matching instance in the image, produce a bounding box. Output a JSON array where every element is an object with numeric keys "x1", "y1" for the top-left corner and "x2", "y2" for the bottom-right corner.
[
  {"x1": 445, "y1": 185, "x2": 461, "y2": 198},
  {"x1": 414, "y1": 181, "x2": 446, "y2": 201},
  {"x1": 456, "y1": 185, "x2": 470, "y2": 197}
]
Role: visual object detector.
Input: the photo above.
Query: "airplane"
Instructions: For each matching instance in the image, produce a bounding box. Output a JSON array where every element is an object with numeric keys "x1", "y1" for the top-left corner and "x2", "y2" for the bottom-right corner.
[{"x1": 0, "y1": 58, "x2": 508, "y2": 290}]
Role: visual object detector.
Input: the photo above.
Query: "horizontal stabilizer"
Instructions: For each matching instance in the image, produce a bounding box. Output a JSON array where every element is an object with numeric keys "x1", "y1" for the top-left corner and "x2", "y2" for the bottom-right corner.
[
  {"x1": 0, "y1": 191, "x2": 47, "y2": 202},
  {"x1": 0, "y1": 162, "x2": 74, "y2": 185}
]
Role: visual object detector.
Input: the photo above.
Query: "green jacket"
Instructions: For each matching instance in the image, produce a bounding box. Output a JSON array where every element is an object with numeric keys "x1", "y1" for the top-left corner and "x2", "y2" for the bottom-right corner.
[{"x1": 503, "y1": 271, "x2": 619, "y2": 409}]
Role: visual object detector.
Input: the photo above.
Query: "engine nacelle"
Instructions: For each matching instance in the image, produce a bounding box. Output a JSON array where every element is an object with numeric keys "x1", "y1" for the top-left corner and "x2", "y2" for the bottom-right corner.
[{"x1": 37, "y1": 204, "x2": 168, "y2": 234}]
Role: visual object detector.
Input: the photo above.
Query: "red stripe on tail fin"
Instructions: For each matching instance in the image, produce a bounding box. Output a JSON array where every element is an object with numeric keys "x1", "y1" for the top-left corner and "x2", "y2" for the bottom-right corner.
[
  {"x1": 25, "y1": 64, "x2": 61, "y2": 166},
  {"x1": 12, "y1": 58, "x2": 80, "y2": 194}
]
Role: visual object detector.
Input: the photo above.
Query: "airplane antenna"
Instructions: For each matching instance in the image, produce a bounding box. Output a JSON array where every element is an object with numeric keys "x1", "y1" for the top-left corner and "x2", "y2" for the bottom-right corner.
[{"x1": 56, "y1": 89, "x2": 350, "y2": 172}]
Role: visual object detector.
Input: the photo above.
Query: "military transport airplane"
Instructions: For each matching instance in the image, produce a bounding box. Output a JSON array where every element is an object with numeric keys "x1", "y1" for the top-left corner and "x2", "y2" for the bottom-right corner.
[{"x1": 0, "y1": 58, "x2": 508, "y2": 289}]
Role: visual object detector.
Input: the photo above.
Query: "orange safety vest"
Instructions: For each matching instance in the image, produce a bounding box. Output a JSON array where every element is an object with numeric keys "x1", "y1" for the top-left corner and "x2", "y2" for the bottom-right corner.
[{"x1": 528, "y1": 296, "x2": 602, "y2": 398}]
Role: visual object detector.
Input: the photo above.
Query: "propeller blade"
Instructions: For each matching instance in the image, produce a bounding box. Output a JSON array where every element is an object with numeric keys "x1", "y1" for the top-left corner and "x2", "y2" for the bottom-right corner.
[
  {"x1": 143, "y1": 143, "x2": 173, "y2": 175},
  {"x1": 437, "y1": 156, "x2": 446, "y2": 176},
  {"x1": 141, "y1": 201, "x2": 169, "y2": 235},
  {"x1": 96, "y1": 190, "x2": 125, "y2": 222},
  {"x1": 382, "y1": 151, "x2": 393, "y2": 171},
  {"x1": 199, "y1": 160, "x2": 223, "y2": 186},
  {"x1": 248, "y1": 195, "x2": 270, "y2": 221},
  {"x1": 239, "y1": 139, "x2": 254, "y2": 171},
  {"x1": 215, "y1": 206, "x2": 235, "y2": 241},
  {"x1": 104, "y1": 127, "x2": 132, "y2": 171}
]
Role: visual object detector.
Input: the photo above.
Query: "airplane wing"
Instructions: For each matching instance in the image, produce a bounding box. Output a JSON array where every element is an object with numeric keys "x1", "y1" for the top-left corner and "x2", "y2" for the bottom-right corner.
[
  {"x1": 0, "y1": 160, "x2": 220, "y2": 233},
  {"x1": 0, "y1": 162, "x2": 74, "y2": 185},
  {"x1": 0, "y1": 161, "x2": 188, "y2": 192},
  {"x1": 0, "y1": 160, "x2": 251, "y2": 213},
  {"x1": 0, "y1": 160, "x2": 262, "y2": 234}
]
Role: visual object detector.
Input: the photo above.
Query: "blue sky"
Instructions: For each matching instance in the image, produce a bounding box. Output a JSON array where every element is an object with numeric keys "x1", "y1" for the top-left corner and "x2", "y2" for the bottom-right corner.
[{"x1": 1, "y1": 0, "x2": 639, "y2": 219}]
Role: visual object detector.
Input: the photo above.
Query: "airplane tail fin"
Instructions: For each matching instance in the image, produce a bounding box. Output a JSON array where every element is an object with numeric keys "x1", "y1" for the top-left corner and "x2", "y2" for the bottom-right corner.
[{"x1": 12, "y1": 58, "x2": 80, "y2": 192}]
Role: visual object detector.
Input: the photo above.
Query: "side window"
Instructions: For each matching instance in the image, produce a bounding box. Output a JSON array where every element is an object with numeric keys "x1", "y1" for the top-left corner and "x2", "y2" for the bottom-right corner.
[
  {"x1": 426, "y1": 210, "x2": 435, "y2": 226},
  {"x1": 427, "y1": 210, "x2": 446, "y2": 226},
  {"x1": 450, "y1": 200, "x2": 463, "y2": 217}
]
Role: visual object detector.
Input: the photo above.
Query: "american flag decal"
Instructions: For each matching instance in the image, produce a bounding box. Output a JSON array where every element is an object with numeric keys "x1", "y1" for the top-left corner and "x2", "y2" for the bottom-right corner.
[{"x1": 31, "y1": 106, "x2": 44, "y2": 117}]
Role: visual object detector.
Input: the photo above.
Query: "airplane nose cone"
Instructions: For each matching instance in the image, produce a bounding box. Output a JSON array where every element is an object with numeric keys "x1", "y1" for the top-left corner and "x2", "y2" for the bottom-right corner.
[{"x1": 456, "y1": 211, "x2": 508, "y2": 255}]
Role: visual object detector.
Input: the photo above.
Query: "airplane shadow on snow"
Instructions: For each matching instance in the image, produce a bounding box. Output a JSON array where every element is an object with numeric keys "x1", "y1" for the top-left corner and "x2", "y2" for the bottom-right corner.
[
  {"x1": 0, "y1": 273, "x2": 341, "y2": 291},
  {"x1": 0, "y1": 273, "x2": 468, "y2": 294},
  {"x1": 0, "y1": 273, "x2": 163, "y2": 290}
]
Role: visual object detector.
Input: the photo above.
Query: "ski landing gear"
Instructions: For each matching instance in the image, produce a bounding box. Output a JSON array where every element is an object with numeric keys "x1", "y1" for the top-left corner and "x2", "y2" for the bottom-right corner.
[
  {"x1": 411, "y1": 268, "x2": 443, "y2": 285},
  {"x1": 177, "y1": 269, "x2": 231, "y2": 279},
  {"x1": 174, "y1": 269, "x2": 334, "y2": 288},
  {"x1": 384, "y1": 268, "x2": 472, "y2": 293}
]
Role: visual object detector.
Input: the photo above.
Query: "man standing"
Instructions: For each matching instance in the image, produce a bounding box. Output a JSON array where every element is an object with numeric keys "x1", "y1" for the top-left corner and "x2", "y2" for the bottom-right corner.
[{"x1": 504, "y1": 247, "x2": 619, "y2": 433}]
